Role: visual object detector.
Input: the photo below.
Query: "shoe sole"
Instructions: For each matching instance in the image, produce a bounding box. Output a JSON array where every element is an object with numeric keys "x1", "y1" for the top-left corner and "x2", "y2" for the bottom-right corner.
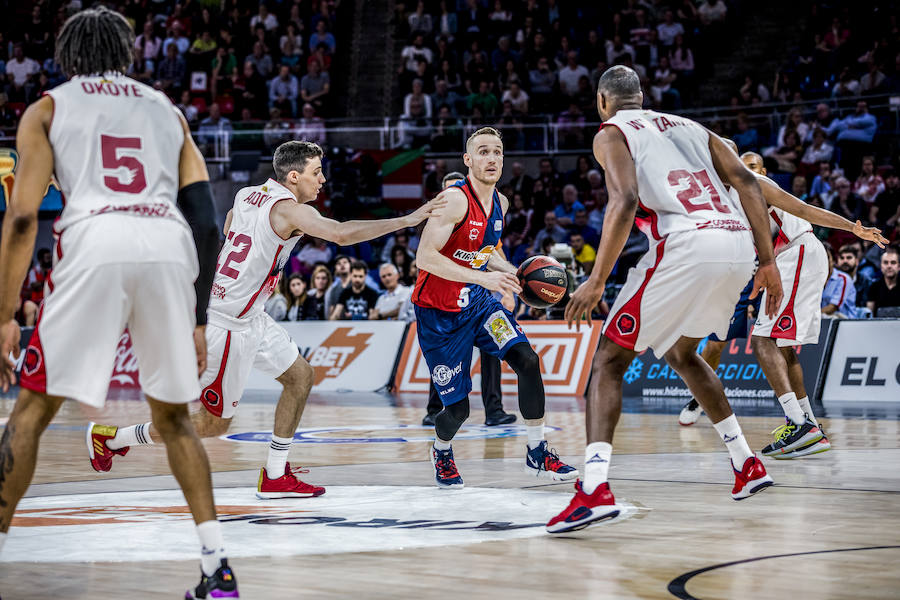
[
  {"x1": 523, "y1": 464, "x2": 579, "y2": 481},
  {"x1": 774, "y1": 439, "x2": 832, "y2": 460},
  {"x1": 761, "y1": 430, "x2": 824, "y2": 457},
  {"x1": 546, "y1": 505, "x2": 621, "y2": 534},
  {"x1": 732, "y1": 475, "x2": 774, "y2": 500},
  {"x1": 430, "y1": 449, "x2": 464, "y2": 489},
  {"x1": 678, "y1": 410, "x2": 702, "y2": 426},
  {"x1": 256, "y1": 490, "x2": 325, "y2": 499}
]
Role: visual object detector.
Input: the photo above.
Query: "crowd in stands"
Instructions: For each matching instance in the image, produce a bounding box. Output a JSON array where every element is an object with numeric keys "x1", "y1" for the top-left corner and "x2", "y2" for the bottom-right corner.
[{"x1": 0, "y1": 0, "x2": 339, "y2": 138}]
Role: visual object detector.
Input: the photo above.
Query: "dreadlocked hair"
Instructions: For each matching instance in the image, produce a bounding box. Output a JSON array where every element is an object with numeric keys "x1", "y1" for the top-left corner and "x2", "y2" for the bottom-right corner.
[{"x1": 56, "y1": 6, "x2": 135, "y2": 77}]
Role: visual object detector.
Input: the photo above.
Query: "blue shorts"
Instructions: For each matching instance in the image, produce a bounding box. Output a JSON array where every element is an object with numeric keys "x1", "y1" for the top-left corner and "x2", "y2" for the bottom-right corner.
[
  {"x1": 414, "y1": 289, "x2": 528, "y2": 406},
  {"x1": 709, "y1": 278, "x2": 761, "y2": 342}
]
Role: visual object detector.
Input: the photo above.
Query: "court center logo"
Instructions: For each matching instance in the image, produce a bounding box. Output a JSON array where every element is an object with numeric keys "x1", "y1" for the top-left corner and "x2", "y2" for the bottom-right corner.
[
  {"x1": 5, "y1": 487, "x2": 640, "y2": 564},
  {"x1": 432, "y1": 362, "x2": 462, "y2": 386},
  {"x1": 224, "y1": 423, "x2": 562, "y2": 444}
]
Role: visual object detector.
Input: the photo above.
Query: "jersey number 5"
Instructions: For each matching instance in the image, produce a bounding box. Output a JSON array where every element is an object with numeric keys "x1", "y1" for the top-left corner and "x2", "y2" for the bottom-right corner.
[
  {"x1": 667, "y1": 169, "x2": 731, "y2": 214},
  {"x1": 220, "y1": 232, "x2": 252, "y2": 279},
  {"x1": 100, "y1": 135, "x2": 147, "y2": 194}
]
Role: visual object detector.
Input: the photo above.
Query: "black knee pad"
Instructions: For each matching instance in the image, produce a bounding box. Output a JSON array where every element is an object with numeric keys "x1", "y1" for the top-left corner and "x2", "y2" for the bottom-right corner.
[
  {"x1": 504, "y1": 342, "x2": 540, "y2": 374},
  {"x1": 434, "y1": 398, "x2": 470, "y2": 441},
  {"x1": 504, "y1": 343, "x2": 545, "y2": 420}
]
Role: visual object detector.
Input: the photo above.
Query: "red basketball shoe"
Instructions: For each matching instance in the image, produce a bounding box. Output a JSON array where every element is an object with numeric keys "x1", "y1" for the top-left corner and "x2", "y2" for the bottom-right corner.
[
  {"x1": 731, "y1": 455, "x2": 774, "y2": 500},
  {"x1": 256, "y1": 462, "x2": 325, "y2": 499},
  {"x1": 86, "y1": 422, "x2": 129, "y2": 472},
  {"x1": 546, "y1": 481, "x2": 620, "y2": 534}
]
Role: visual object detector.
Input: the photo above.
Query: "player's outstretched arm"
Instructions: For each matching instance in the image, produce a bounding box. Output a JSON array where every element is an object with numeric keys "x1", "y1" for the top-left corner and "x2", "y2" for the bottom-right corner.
[
  {"x1": 0, "y1": 97, "x2": 53, "y2": 389},
  {"x1": 416, "y1": 188, "x2": 520, "y2": 295},
  {"x1": 273, "y1": 195, "x2": 447, "y2": 246},
  {"x1": 757, "y1": 176, "x2": 888, "y2": 249},
  {"x1": 564, "y1": 127, "x2": 638, "y2": 330},
  {"x1": 708, "y1": 132, "x2": 782, "y2": 317}
]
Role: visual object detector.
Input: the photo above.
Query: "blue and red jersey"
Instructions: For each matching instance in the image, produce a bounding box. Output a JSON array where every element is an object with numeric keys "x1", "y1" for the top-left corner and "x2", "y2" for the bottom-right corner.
[{"x1": 412, "y1": 178, "x2": 504, "y2": 312}]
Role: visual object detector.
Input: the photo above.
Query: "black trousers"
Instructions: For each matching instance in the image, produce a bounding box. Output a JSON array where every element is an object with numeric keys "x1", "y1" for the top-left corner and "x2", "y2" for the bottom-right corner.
[{"x1": 426, "y1": 353, "x2": 504, "y2": 416}]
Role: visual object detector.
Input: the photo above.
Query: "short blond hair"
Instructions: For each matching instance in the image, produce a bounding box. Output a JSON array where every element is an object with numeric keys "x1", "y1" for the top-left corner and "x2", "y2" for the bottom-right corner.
[{"x1": 465, "y1": 126, "x2": 503, "y2": 154}]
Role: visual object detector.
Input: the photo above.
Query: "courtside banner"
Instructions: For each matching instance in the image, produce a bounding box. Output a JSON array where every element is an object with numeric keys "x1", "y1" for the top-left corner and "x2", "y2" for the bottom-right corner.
[
  {"x1": 822, "y1": 319, "x2": 900, "y2": 403},
  {"x1": 246, "y1": 321, "x2": 408, "y2": 392},
  {"x1": 394, "y1": 321, "x2": 601, "y2": 396}
]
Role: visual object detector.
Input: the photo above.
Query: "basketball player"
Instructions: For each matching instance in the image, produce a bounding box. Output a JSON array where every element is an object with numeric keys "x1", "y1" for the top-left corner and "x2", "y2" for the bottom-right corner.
[
  {"x1": 422, "y1": 170, "x2": 515, "y2": 428},
  {"x1": 678, "y1": 147, "x2": 886, "y2": 435},
  {"x1": 413, "y1": 127, "x2": 577, "y2": 488},
  {"x1": 548, "y1": 66, "x2": 783, "y2": 533},
  {"x1": 740, "y1": 151, "x2": 886, "y2": 458},
  {"x1": 89, "y1": 140, "x2": 444, "y2": 499},
  {"x1": 0, "y1": 8, "x2": 238, "y2": 598}
]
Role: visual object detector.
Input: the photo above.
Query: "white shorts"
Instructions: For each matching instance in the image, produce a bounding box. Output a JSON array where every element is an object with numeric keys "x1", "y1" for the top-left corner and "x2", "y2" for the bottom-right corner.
[
  {"x1": 21, "y1": 223, "x2": 199, "y2": 407},
  {"x1": 198, "y1": 310, "x2": 300, "y2": 419},
  {"x1": 752, "y1": 233, "x2": 828, "y2": 346},
  {"x1": 603, "y1": 229, "x2": 756, "y2": 358}
]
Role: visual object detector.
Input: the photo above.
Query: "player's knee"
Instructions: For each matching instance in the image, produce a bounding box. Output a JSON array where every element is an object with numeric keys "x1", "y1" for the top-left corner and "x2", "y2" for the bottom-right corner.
[
  {"x1": 151, "y1": 404, "x2": 191, "y2": 437},
  {"x1": 505, "y1": 342, "x2": 539, "y2": 374},
  {"x1": 279, "y1": 359, "x2": 313, "y2": 391},
  {"x1": 592, "y1": 346, "x2": 631, "y2": 379},
  {"x1": 435, "y1": 398, "x2": 469, "y2": 440}
]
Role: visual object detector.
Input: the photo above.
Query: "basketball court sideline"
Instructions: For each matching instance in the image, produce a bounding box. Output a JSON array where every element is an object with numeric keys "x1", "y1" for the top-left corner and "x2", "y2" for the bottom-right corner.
[{"x1": 1, "y1": 390, "x2": 898, "y2": 599}]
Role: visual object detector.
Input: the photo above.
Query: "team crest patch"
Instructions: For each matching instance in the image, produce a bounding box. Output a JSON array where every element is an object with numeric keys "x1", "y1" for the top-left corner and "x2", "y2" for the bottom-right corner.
[
  {"x1": 203, "y1": 388, "x2": 221, "y2": 407},
  {"x1": 22, "y1": 346, "x2": 42, "y2": 377},
  {"x1": 776, "y1": 315, "x2": 794, "y2": 332},
  {"x1": 483, "y1": 311, "x2": 517, "y2": 348},
  {"x1": 616, "y1": 313, "x2": 637, "y2": 336},
  {"x1": 469, "y1": 228, "x2": 479, "y2": 241}
]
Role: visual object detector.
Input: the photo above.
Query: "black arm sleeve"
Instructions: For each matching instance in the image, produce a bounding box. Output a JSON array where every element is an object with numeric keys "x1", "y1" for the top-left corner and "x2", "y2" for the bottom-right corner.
[{"x1": 177, "y1": 181, "x2": 219, "y2": 325}]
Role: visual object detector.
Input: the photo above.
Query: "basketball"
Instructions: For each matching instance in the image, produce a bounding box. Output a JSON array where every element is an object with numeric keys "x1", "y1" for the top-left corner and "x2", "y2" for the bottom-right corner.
[{"x1": 517, "y1": 255, "x2": 568, "y2": 308}]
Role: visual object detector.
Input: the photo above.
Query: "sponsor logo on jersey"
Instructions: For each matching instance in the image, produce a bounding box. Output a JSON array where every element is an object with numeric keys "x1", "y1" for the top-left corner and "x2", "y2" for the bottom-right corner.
[
  {"x1": 468, "y1": 220, "x2": 484, "y2": 226},
  {"x1": 453, "y1": 245, "x2": 495, "y2": 269},
  {"x1": 432, "y1": 362, "x2": 463, "y2": 386},
  {"x1": 616, "y1": 313, "x2": 637, "y2": 336},
  {"x1": 494, "y1": 220, "x2": 502, "y2": 231},
  {"x1": 211, "y1": 282, "x2": 227, "y2": 299}
]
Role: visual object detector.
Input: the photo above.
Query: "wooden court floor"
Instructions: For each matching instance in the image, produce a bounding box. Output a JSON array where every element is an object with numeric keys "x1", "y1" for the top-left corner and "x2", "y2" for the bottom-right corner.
[{"x1": 1, "y1": 391, "x2": 899, "y2": 599}]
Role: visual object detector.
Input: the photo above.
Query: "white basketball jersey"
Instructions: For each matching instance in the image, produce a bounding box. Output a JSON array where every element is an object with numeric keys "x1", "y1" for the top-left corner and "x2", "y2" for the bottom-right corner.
[
  {"x1": 209, "y1": 179, "x2": 302, "y2": 320},
  {"x1": 603, "y1": 109, "x2": 748, "y2": 242},
  {"x1": 47, "y1": 74, "x2": 189, "y2": 239},
  {"x1": 768, "y1": 204, "x2": 813, "y2": 254}
]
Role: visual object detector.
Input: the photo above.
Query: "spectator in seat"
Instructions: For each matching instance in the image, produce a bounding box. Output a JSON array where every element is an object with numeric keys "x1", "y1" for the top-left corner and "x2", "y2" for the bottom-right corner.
[
  {"x1": 605, "y1": 35, "x2": 635, "y2": 66},
  {"x1": 282, "y1": 274, "x2": 308, "y2": 321},
  {"x1": 250, "y1": 3, "x2": 279, "y2": 32},
  {"x1": 190, "y1": 30, "x2": 217, "y2": 57},
  {"x1": 571, "y1": 208, "x2": 600, "y2": 249},
  {"x1": 404, "y1": 78, "x2": 433, "y2": 120},
  {"x1": 466, "y1": 80, "x2": 498, "y2": 117},
  {"x1": 831, "y1": 177, "x2": 864, "y2": 221},
  {"x1": 269, "y1": 64, "x2": 299, "y2": 117},
  {"x1": 431, "y1": 78, "x2": 461, "y2": 117},
  {"x1": 657, "y1": 9, "x2": 685, "y2": 48},
  {"x1": 558, "y1": 51, "x2": 589, "y2": 98},
  {"x1": 326, "y1": 255, "x2": 352, "y2": 316},
  {"x1": 764, "y1": 130, "x2": 802, "y2": 174},
  {"x1": 732, "y1": 113, "x2": 759, "y2": 154},
  {"x1": 391, "y1": 244, "x2": 416, "y2": 286},
  {"x1": 501, "y1": 79, "x2": 529, "y2": 115},
  {"x1": 801, "y1": 129, "x2": 834, "y2": 168},
  {"x1": 555, "y1": 184, "x2": 585, "y2": 226},
  {"x1": 303, "y1": 265, "x2": 332, "y2": 320},
  {"x1": 650, "y1": 56, "x2": 680, "y2": 108},
  {"x1": 408, "y1": 1, "x2": 433, "y2": 35},
  {"x1": 294, "y1": 238, "x2": 334, "y2": 276},
  {"x1": 436, "y1": 1, "x2": 458, "y2": 42},
  {"x1": 309, "y1": 20, "x2": 336, "y2": 54},
  {"x1": 557, "y1": 102, "x2": 586, "y2": 148},
  {"x1": 245, "y1": 41, "x2": 274, "y2": 79},
  {"x1": 569, "y1": 232, "x2": 596, "y2": 274},
  {"x1": 867, "y1": 247, "x2": 900, "y2": 316},
  {"x1": 162, "y1": 22, "x2": 190, "y2": 57},
  {"x1": 135, "y1": 21, "x2": 162, "y2": 73},
  {"x1": 852, "y1": 156, "x2": 885, "y2": 206},
  {"x1": 197, "y1": 103, "x2": 232, "y2": 157},
  {"x1": 491, "y1": 36, "x2": 519, "y2": 74},
  {"x1": 401, "y1": 34, "x2": 432, "y2": 73},
  {"x1": 265, "y1": 273, "x2": 289, "y2": 321},
  {"x1": 698, "y1": 0, "x2": 728, "y2": 26},
  {"x1": 372, "y1": 263, "x2": 411, "y2": 320},
  {"x1": 23, "y1": 248, "x2": 51, "y2": 307},
  {"x1": 822, "y1": 243, "x2": 858, "y2": 318},
  {"x1": 806, "y1": 103, "x2": 835, "y2": 142},
  {"x1": 156, "y1": 43, "x2": 186, "y2": 95},
  {"x1": 330, "y1": 261, "x2": 380, "y2": 320},
  {"x1": 533, "y1": 210, "x2": 568, "y2": 253},
  {"x1": 528, "y1": 56, "x2": 556, "y2": 113},
  {"x1": 263, "y1": 108, "x2": 293, "y2": 152},
  {"x1": 300, "y1": 59, "x2": 330, "y2": 114},
  {"x1": 508, "y1": 161, "x2": 534, "y2": 200},
  {"x1": 176, "y1": 90, "x2": 199, "y2": 124},
  {"x1": 859, "y1": 58, "x2": 887, "y2": 94},
  {"x1": 5, "y1": 43, "x2": 39, "y2": 102},
  {"x1": 430, "y1": 105, "x2": 462, "y2": 152},
  {"x1": 827, "y1": 101, "x2": 877, "y2": 179},
  {"x1": 873, "y1": 170, "x2": 900, "y2": 233},
  {"x1": 836, "y1": 243, "x2": 873, "y2": 308},
  {"x1": 810, "y1": 160, "x2": 834, "y2": 198},
  {"x1": 296, "y1": 102, "x2": 326, "y2": 146},
  {"x1": 776, "y1": 107, "x2": 810, "y2": 149}
]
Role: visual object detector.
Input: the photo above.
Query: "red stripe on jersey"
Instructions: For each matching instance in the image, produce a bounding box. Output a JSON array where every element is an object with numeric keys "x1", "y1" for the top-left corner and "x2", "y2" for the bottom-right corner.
[
  {"x1": 237, "y1": 244, "x2": 284, "y2": 317},
  {"x1": 769, "y1": 210, "x2": 791, "y2": 250},
  {"x1": 200, "y1": 331, "x2": 232, "y2": 417},
  {"x1": 605, "y1": 240, "x2": 666, "y2": 350},
  {"x1": 771, "y1": 244, "x2": 805, "y2": 340},
  {"x1": 638, "y1": 200, "x2": 662, "y2": 241}
]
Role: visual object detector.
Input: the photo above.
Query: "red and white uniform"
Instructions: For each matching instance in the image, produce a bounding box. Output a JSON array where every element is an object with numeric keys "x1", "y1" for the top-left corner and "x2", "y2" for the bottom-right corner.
[
  {"x1": 20, "y1": 73, "x2": 200, "y2": 407},
  {"x1": 199, "y1": 179, "x2": 302, "y2": 418},
  {"x1": 600, "y1": 109, "x2": 756, "y2": 357},
  {"x1": 752, "y1": 197, "x2": 828, "y2": 346}
]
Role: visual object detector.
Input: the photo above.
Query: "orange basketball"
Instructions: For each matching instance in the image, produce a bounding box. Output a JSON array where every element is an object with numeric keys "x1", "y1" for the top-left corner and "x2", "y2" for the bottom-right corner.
[{"x1": 517, "y1": 255, "x2": 568, "y2": 308}]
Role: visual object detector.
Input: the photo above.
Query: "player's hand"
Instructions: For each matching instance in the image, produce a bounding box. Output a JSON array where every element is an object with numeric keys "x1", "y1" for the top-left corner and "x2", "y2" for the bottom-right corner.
[
  {"x1": 193, "y1": 325, "x2": 207, "y2": 377},
  {"x1": 0, "y1": 319, "x2": 21, "y2": 393},
  {"x1": 564, "y1": 280, "x2": 605, "y2": 331},
  {"x1": 750, "y1": 262, "x2": 783, "y2": 319},
  {"x1": 410, "y1": 197, "x2": 449, "y2": 223},
  {"x1": 852, "y1": 220, "x2": 888, "y2": 248},
  {"x1": 480, "y1": 271, "x2": 522, "y2": 296}
]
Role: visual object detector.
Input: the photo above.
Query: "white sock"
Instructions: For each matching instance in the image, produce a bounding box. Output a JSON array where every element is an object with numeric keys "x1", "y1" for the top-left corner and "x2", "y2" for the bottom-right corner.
[
  {"x1": 433, "y1": 438, "x2": 451, "y2": 451},
  {"x1": 196, "y1": 520, "x2": 226, "y2": 577},
  {"x1": 778, "y1": 392, "x2": 805, "y2": 425},
  {"x1": 0, "y1": 532, "x2": 6, "y2": 553},
  {"x1": 713, "y1": 414, "x2": 753, "y2": 468},
  {"x1": 525, "y1": 424, "x2": 544, "y2": 450},
  {"x1": 797, "y1": 396, "x2": 817, "y2": 426},
  {"x1": 107, "y1": 422, "x2": 153, "y2": 450},
  {"x1": 582, "y1": 442, "x2": 612, "y2": 494},
  {"x1": 265, "y1": 435, "x2": 293, "y2": 478}
]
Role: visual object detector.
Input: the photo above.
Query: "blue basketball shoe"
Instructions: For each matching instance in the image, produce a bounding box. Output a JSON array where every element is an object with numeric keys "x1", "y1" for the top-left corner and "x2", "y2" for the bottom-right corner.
[
  {"x1": 525, "y1": 441, "x2": 578, "y2": 481},
  {"x1": 430, "y1": 444, "x2": 464, "y2": 488}
]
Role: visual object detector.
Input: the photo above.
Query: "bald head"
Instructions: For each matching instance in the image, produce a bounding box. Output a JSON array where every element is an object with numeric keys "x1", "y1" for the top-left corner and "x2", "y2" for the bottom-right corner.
[
  {"x1": 740, "y1": 151, "x2": 765, "y2": 175},
  {"x1": 596, "y1": 65, "x2": 642, "y2": 120}
]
